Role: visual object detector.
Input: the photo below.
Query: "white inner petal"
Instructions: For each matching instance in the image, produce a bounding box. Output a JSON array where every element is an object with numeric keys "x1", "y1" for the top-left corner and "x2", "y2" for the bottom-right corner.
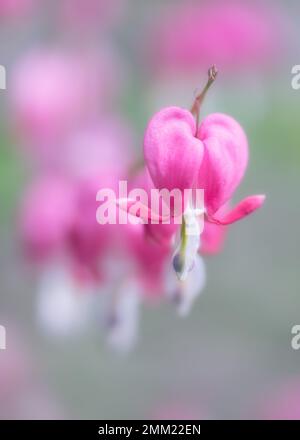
[{"x1": 175, "y1": 203, "x2": 203, "y2": 282}]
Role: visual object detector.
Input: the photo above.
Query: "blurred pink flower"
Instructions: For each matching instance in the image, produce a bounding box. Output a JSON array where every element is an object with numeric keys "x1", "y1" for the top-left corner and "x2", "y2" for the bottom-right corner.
[
  {"x1": 20, "y1": 175, "x2": 76, "y2": 262},
  {"x1": 20, "y1": 115, "x2": 133, "y2": 280},
  {"x1": 123, "y1": 222, "x2": 171, "y2": 299},
  {"x1": 60, "y1": 0, "x2": 126, "y2": 34},
  {"x1": 11, "y1": 48, "x2": 119, "y2": 160},
  {"x1": 0, "y1": 0, "x2": 35, "y2": 21},
  {"x1": 147, "y1": 0, "x2": 284, "y2": 75},
  {"x1": 63, "y1": 118, "x2": 134, "y2": 282},
  {"x1": 60, "y1": 117, "x2": 134, "y2": 179},
  {"x1": 260, "y1": 380, "x2": 300, "y2": 420},
  {"x1": 19, "y1": 111, "x2": 136, "y2": 341},
  {"x1": 68, "y1": 174, "x2": 118, "y2": 284}
]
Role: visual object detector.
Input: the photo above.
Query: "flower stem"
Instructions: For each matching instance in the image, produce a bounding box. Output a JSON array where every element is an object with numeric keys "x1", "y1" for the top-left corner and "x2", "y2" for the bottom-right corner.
[{"x1": 191, "y1": 65, "x2": 218, "y2": 131}]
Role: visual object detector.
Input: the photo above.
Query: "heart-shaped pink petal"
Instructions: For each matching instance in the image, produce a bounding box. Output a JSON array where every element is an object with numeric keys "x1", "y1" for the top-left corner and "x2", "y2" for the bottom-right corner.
[
  {"x1": 197, "y1": 113, "x2": 248, "y2": 215},
  {"x1": 144, "y1": 106, "x2": 204, "y2": 196}
]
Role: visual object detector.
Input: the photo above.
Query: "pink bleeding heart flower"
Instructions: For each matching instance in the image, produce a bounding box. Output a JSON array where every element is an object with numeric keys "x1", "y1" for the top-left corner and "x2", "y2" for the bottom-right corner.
[
  {"x1": 118, "y1": 103, "x2": 265, "y2": 233},
  {"x1": 142, "y1": 70, "x2": 265, "y2": 280},
  {"x1": 112, "y1": 68, "x2": 264, "y2": 312},
  {"x1": 144, "y1": 108, "x2": 264, "y2": 228}
]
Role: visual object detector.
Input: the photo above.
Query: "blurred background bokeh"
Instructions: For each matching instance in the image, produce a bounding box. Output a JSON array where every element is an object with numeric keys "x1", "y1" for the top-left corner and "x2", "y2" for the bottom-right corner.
[{"x1": 0, "y1": 0, "x2": 300, "y2": 419}]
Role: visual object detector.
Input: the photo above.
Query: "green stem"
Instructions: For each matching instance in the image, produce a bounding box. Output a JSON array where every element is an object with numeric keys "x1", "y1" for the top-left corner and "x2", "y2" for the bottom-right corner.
[{"x1": 180, "y1": 216, "x2": 187, "y2": 263}]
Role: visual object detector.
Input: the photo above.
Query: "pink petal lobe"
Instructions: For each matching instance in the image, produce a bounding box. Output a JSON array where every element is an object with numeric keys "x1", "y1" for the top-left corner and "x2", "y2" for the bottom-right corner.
[
  {"x1": 144, "y1": 106, "x2": 204, "y2": 194},
  {"x1": 197, "y1": 113, "x2": 248, "y2": 215},
  {"x1": 208, "y1": 195, "x2": 265, "y2": 225}
]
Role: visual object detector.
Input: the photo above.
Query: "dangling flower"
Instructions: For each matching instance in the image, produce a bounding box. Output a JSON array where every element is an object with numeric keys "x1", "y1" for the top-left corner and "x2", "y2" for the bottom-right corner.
[
  {"x1": 20, "y1": 114, "x2": 135, "y2": 341},
  {"x1": 132, "y1": 66, "x2": 265, "y2": 290}
]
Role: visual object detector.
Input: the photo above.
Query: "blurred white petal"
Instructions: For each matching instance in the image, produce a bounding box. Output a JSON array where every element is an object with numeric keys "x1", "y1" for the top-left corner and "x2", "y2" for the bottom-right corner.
[
  {"x1": 106, "y1": 279, "x2": 140, "y2": 354},
  {"x1": 36, "y1": 265, "x2": 93, "y2": 338}
]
